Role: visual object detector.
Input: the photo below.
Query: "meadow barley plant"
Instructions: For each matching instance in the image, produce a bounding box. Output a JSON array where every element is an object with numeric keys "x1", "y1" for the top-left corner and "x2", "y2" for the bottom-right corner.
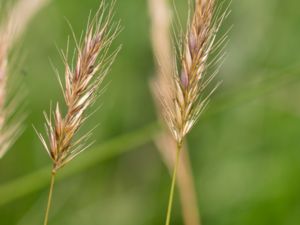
[
  {"x1": 151, "y1": 0, "x2": 230, "y2": 224},
  {"x1": 148, "y1": 0, "x2": 201, "y2": 224},
  {"x1": 35, "y1": 3, "x2": 120, "y2": 225}
]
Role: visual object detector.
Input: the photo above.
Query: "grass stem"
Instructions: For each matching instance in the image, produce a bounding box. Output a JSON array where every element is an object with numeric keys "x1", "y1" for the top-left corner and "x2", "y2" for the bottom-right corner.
[
  {"x1": 43, "y1": 170, "x2": 56, "y2": 225},
  {"x1": 165, "y1": 141, "x2": 182, "y2": 225}
]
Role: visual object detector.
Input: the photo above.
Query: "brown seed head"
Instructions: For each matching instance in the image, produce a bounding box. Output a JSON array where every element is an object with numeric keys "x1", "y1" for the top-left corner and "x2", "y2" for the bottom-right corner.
[{"x1": 36, "y1": 3, "x2": 120, "y2": 171}]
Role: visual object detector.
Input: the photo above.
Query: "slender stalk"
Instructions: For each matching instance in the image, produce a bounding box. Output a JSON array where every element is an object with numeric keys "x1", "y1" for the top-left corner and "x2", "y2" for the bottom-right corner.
[
  {"x1": 165, "y1": 141, "x2": 182, "y2": 225},
  {"x1": 43, "y1": 169, "x2": 56, "y2": 225}
]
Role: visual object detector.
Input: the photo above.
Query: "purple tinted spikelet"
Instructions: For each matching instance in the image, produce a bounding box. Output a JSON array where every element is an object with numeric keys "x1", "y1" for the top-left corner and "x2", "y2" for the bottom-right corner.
[{"x1": 157, "y1": 0, "x2": 228, "y2": 143}]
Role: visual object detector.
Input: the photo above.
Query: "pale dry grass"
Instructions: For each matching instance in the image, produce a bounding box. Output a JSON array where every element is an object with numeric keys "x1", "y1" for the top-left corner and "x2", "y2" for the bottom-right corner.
[
  {"x1": 0, "y1": 0, "x2": 50, "y2": 48},
  {"x1": 0, "y1": 0, "x2": 49, "y2": 158}
]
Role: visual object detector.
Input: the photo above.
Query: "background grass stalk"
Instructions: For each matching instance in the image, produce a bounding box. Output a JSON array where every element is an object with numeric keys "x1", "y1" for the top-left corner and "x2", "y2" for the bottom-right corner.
[{"x1": 165, "y1": 142, "x2": 182, "y2": 225}]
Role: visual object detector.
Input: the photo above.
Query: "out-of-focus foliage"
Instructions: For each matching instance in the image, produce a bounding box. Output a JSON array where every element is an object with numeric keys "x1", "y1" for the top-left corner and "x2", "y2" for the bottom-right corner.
[{"x1": 0, "y1": 0, "x2": 299, "y2": 224}]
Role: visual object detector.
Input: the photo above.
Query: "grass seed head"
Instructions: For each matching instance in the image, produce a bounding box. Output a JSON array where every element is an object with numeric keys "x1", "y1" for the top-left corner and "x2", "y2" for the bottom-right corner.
[
  {"x1": 37, "y1": 3, "x2": 120, "y2": 171},
  {"x1": 156, "y1": 0, "x2": 228, "y2": 143}
]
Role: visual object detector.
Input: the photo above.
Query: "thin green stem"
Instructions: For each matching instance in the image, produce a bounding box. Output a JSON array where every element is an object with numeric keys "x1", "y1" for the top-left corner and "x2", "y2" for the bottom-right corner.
[
  {"x1": 43, "y1": 170, "x2": 56, "y2": 225},
  {"x1": 165, "y1": 141, "x2": 182, "y2": 225}
]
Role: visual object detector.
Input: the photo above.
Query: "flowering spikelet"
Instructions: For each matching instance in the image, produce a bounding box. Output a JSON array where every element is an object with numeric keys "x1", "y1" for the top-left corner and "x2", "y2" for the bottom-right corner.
[
  {"x1": 158, "y1": 0, "x2": 228, "y2": 144},
  {"x1": 36, "y1": 4, "x2": 120, "y2": 171}
]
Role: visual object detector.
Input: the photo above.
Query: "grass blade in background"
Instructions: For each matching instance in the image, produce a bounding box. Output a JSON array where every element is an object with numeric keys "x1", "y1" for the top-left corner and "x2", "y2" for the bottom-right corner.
[{"x1": 0, "y1": 122, "x2": 159, "y2": 207}]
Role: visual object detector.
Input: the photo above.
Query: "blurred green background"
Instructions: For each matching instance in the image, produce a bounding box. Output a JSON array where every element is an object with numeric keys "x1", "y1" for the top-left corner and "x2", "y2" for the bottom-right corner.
[{"x1": 0, "y1": 0, "x2": 300, "y2": 224}]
